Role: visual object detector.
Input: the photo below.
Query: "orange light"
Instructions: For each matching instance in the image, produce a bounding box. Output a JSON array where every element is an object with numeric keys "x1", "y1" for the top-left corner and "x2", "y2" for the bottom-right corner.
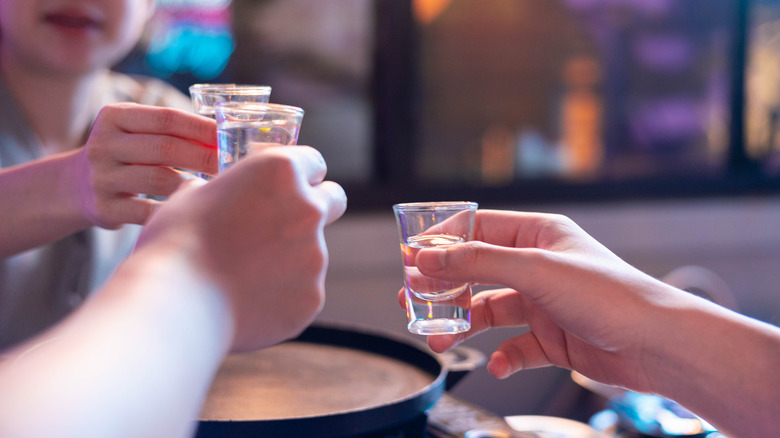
[{"x1": 413, "y1": 0, "x2": 453, "y2": 24}]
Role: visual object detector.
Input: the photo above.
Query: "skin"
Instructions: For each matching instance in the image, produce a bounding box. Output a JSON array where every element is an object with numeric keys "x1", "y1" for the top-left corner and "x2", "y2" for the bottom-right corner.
[
  {"x1": 0, "y1": 0, "x2": 218, "y2": 256},
  {"x1": 0, "y1": 5, "x2": 345, "y2": 435},
  {"x1": 0, "y1": 0, "x2": 158, "y2": 153},
  {"x1": 0, "y1": 104, "x2": 218, "y2": 257},
  {"x1": 0, "y1": 144, "x2": 347, "y2": 438},
  {"x1": 400, "y1": 210, "x2": 780, "y2": 438}
]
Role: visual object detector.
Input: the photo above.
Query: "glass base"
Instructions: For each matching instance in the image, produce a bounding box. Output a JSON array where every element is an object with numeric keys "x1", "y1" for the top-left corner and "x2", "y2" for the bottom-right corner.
[
  {"x1": 408, "y1": 318, "x2": 471, "y2": 335},
  {"x1": 404, "y1": 285, "x2": 472, "y2": 336}
]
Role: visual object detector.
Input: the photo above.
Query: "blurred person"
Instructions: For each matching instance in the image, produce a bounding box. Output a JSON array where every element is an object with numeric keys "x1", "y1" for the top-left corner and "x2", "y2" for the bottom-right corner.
[
  {"x1": 401, "y1": 210, "x2": 780, "y2": 438},
  {"x1": 0, "y1": 144, "x2": 347, "y2": 437},
  {"x1": 0, "y1": 0, "x2": 216, "y2": 349}
]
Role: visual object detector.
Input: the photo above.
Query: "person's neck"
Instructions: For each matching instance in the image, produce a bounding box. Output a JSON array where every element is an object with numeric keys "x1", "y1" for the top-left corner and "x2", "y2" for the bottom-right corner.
[{"x1": 1, "y1": 57, "x2": 106, "y2": 155}]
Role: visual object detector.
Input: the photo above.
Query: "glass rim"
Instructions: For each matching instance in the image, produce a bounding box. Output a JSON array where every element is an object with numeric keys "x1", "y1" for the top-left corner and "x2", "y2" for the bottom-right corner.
[
  {"x1": 392, "y1": 201, "x2": 478, "y2": 212},
  {"x1": 214, "y1": 102, "x2": 304, "y2": 116},
  {"x1": 189, "y1": 84, "x2": 272, "y2": 95}
]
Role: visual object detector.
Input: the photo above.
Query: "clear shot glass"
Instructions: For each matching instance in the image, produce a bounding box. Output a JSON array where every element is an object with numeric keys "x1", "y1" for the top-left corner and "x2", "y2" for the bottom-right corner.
[
  {"x1": 393, "y1": 201, "x2": 478, "y2": 335},
  {"x1": 189, "y1": 84, "x2": 273, "y2": 179},
  {"x1": 214, "y1": 102, "x2": 305, "y2": 174}
]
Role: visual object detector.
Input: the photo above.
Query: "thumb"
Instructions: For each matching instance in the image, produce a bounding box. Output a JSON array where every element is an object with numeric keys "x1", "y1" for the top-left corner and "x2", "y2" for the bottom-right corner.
[{"x1": 416, "y1": 241, "x2": 541, "y2": 290}]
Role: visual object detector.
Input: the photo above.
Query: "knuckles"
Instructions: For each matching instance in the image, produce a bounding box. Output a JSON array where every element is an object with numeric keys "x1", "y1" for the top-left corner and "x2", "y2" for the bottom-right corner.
[
  {"x1": 544, "y1": 213, "x2": 574, "y2": 225},
  {"x1": 200, "y1": 147, "x2": 219, "y2": 175},
  {"x1": 148, "y1": 136, "x2": 178, "y2": 163},
  {"x1": 540, "y1": 213, "x2": 580, "y2": 234},
  {"x1": 448, "y1": 240, "x2": 487, "y2": 268},
  {"x1": 83, "y1": 132, "x2": 112, "y2": 164},
  {"x1": 145, "y1": 167, "x2": 180, "y2": 195},
  {"x1": 90, "y1": 198, "x2": 123, "y2": 229},
  {"x1": 148, "y1": 106, "x2": 180, "y2": 133},
  {"x1": 94, "y1": 102, "x2": 133, "y2": 122}
]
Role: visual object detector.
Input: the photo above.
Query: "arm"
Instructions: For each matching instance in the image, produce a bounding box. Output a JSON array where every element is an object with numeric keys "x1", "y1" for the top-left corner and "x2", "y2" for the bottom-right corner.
[
  {"x1": 0, "y1": 103, "x2": 218, "y2": 258},
  {"x1": 0, "y1": 243, "x2": 233, "y2": 438},
  {"x1": 646, "y1": 295, "x2": 780, "y2": 437},
  {"x1": 408, "y1": 210, "x2": 780, "y2": 438},
  {"x1": 0, "y1": 151, "x2": 93, "y2": 256},
  {"x1": 0, "y1": 145, "x2": 347, "y2": 438}
]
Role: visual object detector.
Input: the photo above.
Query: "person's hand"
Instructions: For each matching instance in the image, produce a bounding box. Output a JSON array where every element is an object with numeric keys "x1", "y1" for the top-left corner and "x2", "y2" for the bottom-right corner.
[
  {"x1": 66, "y1": 103, "x2": 219, "y2": 229},
  {"x1": 136, "y1": 145, "x2": 347, "y2": 352},
  {"x1": 402, "y1": 210, "x2": 693, "y2": 394}
]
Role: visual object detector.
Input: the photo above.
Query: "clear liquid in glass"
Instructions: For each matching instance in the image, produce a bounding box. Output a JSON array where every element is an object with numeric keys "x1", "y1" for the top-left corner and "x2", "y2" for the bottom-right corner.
[
  {"x1": 401, "y1": 233, "x2": 472, "y2": 334},
  {"x1": 217, "y1": 122, "x2": 295, "y2": 173},
  {"x1": 402, "y1": 234, "x2": 469, "y2": 301}
]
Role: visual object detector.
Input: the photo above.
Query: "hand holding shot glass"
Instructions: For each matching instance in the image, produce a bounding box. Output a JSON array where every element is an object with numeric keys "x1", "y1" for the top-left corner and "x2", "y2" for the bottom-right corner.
[
  {"x1": 393, "y1": 202, "x2": 478, "y2": 335},
  {"x1": 214, "y1": 102, "x2": 305, "y2": 174}
]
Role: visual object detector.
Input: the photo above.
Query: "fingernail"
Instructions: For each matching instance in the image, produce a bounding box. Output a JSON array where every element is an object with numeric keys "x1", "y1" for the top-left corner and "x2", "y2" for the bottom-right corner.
[
  {"x1": 486, "y1": 359, "x2": 502, "y2": 378},
  {"x1": 487, "y1": 354, "x2": 512, "y2": 379}
]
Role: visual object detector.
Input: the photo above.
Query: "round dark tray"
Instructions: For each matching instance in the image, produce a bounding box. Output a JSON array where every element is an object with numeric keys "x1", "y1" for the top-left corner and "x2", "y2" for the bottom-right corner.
[{"x1": 196, "y1": 322, "x2": 447, "y2": 437}]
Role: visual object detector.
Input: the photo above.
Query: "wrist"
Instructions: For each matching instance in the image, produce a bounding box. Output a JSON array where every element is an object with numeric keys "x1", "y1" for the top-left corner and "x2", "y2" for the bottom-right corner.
[
  {"x1": 0, "y1": 151, "x2": 93, "y2": 257},
  {"x1": 53, "y1": 148, "x2": 95, "y2": 230},
  {"x1": 118, "y1": 239, "x2": 236, "y2": 357},
  {"x1": 641, "y1": 291, "x2": 780, "y2": 435}
]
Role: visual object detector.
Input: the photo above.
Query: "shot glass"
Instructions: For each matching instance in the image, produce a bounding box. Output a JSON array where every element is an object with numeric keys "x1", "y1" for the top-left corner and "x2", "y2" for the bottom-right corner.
[
  {"x1": 214, "y1": 102, "x2": 305, "y2": 174},
  {"x1": 393, "y1": 201, "x2": 478, "y2": 335},
  {"x1": 189, "y1": 84, "x2": 272, "y2": 179}
]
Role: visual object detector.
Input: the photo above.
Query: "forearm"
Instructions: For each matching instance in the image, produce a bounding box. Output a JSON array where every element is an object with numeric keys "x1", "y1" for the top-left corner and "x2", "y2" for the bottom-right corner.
[
  {"x1": 0, "y1": 150, "x2": 90, "y2": 257},
  {"x1": 0, "y1": 243, "x2": 235, "y2": 438},
  {"x1": 645, "y1": 294, "x2": 780, "y2": 437}
]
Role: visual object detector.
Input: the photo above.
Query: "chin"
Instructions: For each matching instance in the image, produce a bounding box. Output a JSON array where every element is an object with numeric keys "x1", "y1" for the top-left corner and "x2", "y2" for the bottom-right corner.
[{"x1": 44, "y1": 52, "x2": 122, "y2": 76}]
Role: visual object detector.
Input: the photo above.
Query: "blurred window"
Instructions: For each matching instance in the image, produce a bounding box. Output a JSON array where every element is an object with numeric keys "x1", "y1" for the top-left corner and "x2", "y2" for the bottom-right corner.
[{"x1": 116, "y1": 0, "x2": 780, "y2": 209}]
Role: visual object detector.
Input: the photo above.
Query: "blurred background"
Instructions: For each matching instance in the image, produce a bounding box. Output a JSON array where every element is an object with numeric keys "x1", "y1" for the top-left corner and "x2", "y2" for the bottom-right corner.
[{"x1": 117, "y1": 0, "x2": 780, "y2": 425}]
